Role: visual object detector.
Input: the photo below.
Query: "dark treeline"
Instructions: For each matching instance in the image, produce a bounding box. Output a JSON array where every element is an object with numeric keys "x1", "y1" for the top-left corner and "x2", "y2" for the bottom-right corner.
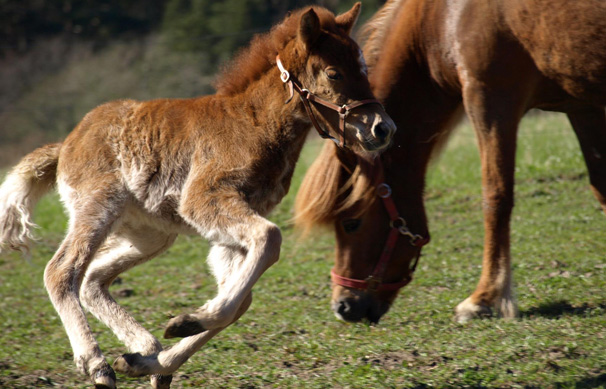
[
  {"x1": 0, "y1": 0, "x2": 383, "y2": 165},
  {"x1": 1, "y1": 0, "x2": 382, "y2": 58}
]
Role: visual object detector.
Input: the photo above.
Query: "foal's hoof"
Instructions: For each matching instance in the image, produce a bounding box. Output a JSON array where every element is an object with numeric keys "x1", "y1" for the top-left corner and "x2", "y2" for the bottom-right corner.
[
  {"x1": 113, "y1": 353, "x2": 146, "y2": 377},
  {"x1": 454, "y1": 297, "x2": 493, "y2": 323},
  {"x1": 92, "y1": 365, "x2": 117, "y2": 389},
  {"x1": 151, "y1": 374, "x2": 173, "y2": 389},
  {"x1": 164, "y1": 313, "x2": 206, "y2": 339}
]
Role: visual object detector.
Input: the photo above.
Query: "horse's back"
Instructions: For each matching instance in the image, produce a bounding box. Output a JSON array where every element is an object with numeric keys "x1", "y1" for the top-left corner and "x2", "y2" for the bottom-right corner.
[{"x1": 502, "y1": 0, "x2": 606, "y2": 101}]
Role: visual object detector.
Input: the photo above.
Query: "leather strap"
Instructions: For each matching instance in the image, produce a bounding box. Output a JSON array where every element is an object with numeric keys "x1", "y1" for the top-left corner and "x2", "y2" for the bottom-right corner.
[{"x1": 276, "y1": 55, "x2": 382, "y2": 147}]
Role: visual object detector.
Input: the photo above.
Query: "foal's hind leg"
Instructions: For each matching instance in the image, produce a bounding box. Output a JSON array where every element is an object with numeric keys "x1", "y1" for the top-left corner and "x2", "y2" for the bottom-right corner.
[
  {"x1": 44, "y1": 181, "x2": 125, "y2": 388},
  {"x1": 567, "y1": 107, "x2": 606, "y2": 215},
  {"x1": 80, "y1": 224, "x2": 177, "y2": 388}
]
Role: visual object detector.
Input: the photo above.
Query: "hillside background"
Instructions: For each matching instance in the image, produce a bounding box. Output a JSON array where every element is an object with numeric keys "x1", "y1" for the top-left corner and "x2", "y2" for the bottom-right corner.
[{"x1": 0, "y1": 0, "x2": 383, "y2": 166}]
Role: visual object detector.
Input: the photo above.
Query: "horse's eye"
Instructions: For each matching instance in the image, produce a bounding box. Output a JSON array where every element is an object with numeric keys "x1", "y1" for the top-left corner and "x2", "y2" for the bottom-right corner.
[
  {"x1": 341, "y1": 218, "x2": 361, "y2": 233},
  {"x1": 325, "y1": 68, "x2": 343, "y2": 81}
]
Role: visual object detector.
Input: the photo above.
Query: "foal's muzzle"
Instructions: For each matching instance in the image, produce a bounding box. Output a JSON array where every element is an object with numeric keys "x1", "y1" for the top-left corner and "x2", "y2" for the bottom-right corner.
[{"x1": 356, "y1": 113, "x2": 396, "y2": 151}]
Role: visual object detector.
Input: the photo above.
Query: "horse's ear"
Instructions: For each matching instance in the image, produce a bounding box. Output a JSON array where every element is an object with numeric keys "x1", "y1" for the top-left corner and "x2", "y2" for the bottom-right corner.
[
  {"x1": 336, "y1": 2, "x2": 361, "y2": 35},
  {"x1": 299, "y1": 8, "x2": 321, "y2": 49}
]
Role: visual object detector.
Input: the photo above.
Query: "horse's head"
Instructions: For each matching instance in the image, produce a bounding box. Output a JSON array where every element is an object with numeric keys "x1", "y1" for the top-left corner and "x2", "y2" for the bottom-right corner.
[
  {"x1": 330, "y1": 164, "x2": 430, "y2": 323},
  {"x1": 295, "y1": 143, "x2": 430, "y2": 324},
  {"x1": 276, "y1": 4, "x2": 395, "y2": 153}
]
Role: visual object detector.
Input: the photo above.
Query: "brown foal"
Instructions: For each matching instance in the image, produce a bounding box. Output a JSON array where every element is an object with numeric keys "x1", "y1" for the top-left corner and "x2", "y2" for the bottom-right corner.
[{"x1": 0, "y1": 4, "x2": 395, "y2": 388}]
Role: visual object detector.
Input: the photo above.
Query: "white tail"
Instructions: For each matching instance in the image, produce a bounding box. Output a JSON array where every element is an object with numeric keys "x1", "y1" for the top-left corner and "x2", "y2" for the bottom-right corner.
[{"x1": 0, "y1": 143, "x2": 60, "y2": 253}]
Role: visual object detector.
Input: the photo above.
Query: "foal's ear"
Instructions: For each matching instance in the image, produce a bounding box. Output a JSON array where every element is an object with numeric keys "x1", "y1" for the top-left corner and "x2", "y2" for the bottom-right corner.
[
  {"x1": 336, "y1": 2, "x2": 361, "y2": 35},
  {"x1": 299, "y1": 8, "x2": 321, "y2": 49}
]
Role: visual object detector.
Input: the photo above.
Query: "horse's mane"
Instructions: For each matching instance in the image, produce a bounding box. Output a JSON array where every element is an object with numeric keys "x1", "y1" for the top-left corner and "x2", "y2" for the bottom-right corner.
[
  {"x1": 294, "y1": 142, "x2": 377, "y2": 234},
  {"x1": 214, "y1": 7, "x2": 340, "y2": 96},
  {"x1": 294, "y1": 1, "x2": 405, "y2": 232},
  {"x1": 358, "y1": 0, "x2": 406, "y2": 70}
]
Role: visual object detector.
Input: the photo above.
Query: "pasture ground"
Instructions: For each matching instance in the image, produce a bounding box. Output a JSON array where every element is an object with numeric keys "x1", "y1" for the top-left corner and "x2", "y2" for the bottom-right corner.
[{"x1": 1, "y1": 112, "x2": 605, "y2": 388}]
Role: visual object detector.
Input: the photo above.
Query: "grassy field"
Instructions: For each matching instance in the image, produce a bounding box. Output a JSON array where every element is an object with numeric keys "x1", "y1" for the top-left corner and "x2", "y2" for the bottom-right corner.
[{"x1": 1, "y1": 112, "x2": 605, "y2": 388}]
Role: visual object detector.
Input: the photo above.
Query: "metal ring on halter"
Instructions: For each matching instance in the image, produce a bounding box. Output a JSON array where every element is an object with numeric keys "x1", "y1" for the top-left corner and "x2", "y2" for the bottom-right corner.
[
  {"x1": 280, "y1": 70, "x2": 290, "y2": 83},
  {"x1": 390, "y1": 216, "x2": 407, "y2": 230},
  {"x1": 300, "y1": 88, "x2": 311, "y2": 99},
  {"x1": 377, "y1": 183, "x2": 392, "y2": 199}
]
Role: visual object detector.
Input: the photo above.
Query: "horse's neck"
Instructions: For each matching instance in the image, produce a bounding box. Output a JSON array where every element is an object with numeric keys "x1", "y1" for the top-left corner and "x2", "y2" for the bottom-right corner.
[{"x1": 368, "y1": 1, "x2": 463, "y2": 209}]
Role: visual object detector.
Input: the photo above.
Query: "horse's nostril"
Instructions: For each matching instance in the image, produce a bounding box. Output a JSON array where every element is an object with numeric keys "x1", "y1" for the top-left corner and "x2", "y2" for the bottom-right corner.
[
  {"x1": 334, "y1": 297, "x2": 367, "y2": 322},
  {"x1": 337, "y1": 300, "x2": 351, "y2": 315}
]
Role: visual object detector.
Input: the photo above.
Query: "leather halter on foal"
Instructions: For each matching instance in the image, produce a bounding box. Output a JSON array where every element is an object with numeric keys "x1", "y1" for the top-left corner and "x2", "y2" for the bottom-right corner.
[
  {"x1": 276, "y1": 55, "x2": 382, "y2": 147},
  {"x1": 331, "y1": 159, "x2": 430, "y2": 292}
]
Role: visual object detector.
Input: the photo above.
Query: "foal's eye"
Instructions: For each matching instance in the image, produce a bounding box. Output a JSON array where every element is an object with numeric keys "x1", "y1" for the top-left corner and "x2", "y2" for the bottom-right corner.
[
  {"x1": 325, "y1": 68, "x2": 343, "y2": 81},
  {"x1": 341, "y1": 219, "x2": 361, "y2": 234}
]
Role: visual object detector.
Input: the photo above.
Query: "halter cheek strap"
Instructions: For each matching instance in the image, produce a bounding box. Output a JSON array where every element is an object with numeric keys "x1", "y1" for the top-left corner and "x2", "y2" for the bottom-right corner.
[{"x1": 276, "y1": 55, "x2": 382, "y2": 148}]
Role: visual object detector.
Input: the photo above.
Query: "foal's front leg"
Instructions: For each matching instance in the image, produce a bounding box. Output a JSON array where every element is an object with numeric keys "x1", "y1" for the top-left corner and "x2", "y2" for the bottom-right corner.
[
  {"x1": 113, "y1": 292, "x2": 252, "y2": 377},
  {"x1": 165, "y1": 214, "x2": 282, "y2": 336},
  {"x1": 113, "y1": 197, "x2": 282, "y2": 377}
]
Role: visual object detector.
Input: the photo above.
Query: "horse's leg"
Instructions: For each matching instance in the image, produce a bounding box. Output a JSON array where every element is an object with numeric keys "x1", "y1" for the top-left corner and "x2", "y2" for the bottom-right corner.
[
  {"x1": 567, "y1": 107, "x2": 606, "y2": 214},
  {"x1": 80, "y1": 224, "x2": 177, "y2": 389},
  {"x1": 454, "y1": 83, "x2": 523, "y2": 323},
  {"x1": 44, "y1": 182, "x2": 125, "y2": 388}
]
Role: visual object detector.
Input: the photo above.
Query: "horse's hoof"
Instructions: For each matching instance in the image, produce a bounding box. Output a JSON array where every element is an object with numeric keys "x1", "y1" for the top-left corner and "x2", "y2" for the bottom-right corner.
[
  {"x1": 92, "y1": 365, "x2": 117, "y2": 389},
  {"x1": 454, "y1": 297, "x2": 493, "y2": 323},
  {"x1": 151, "y1": 374, "x2": 173, "y2": 389},
  {"x1": 113, "y1": 353, "x2": 146, "y2": 377},
  {"x1": 164, "y1": 313, "x2": 206, "y2": 339}
]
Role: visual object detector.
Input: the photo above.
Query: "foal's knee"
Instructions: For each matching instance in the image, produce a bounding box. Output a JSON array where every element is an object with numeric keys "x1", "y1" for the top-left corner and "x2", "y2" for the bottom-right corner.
[{"x1": 260, "y1": 223, "x2": 282, "y2": 268}]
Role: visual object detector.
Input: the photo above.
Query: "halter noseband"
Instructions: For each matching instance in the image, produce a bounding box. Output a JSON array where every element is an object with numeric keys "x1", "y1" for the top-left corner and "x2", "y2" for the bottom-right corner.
[
  {"x1": 330, "y1": 159, "x2": 430, "y2": 293},
  {"x1": 276, "y1": 55, "x2": 382, "y2": 148}
]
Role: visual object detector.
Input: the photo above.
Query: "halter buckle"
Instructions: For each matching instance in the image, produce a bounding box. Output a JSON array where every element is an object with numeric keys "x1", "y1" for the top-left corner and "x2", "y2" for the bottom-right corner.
[{"x1": 365, "y1": 275, "x2": 382, "y2": 292}]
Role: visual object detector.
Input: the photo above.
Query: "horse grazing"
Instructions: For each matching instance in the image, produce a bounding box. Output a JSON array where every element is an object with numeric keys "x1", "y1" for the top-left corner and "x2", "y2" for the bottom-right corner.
[
  {"x1": 296, "y1": 0, "x2": 606, "y2": 324},
  {"x1": 0, "y1": 4, "x2": 395, "y2": 388}
]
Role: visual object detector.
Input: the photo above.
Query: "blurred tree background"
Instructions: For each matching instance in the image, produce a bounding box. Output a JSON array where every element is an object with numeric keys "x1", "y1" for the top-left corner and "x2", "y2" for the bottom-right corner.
[{"x1": 0, "y1": 0, "x2": 383, "y2": 166}]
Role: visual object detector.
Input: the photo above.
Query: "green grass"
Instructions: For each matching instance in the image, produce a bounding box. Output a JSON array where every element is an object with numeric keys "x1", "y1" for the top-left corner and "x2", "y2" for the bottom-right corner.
[{"x1": 1, "y1": 112, "x2": 605, "y2": 388}]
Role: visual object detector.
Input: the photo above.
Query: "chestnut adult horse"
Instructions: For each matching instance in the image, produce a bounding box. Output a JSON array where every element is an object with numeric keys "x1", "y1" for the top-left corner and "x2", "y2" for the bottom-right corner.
[
  {"x1": 0, "y1": 4, "x2": 395, "y2": 388},
  {"x1": 296, "y1": 0, "x2": 606, "y2": 324}
]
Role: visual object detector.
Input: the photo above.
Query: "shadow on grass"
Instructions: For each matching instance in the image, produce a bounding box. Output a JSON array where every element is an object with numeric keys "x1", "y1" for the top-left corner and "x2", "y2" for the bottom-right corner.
[
  {"x1": 522, "y1": 300, "x2": 606, "y2": 319},
  {"x1": 578, "y1": 373, "x2": 606, "y2": 389}
]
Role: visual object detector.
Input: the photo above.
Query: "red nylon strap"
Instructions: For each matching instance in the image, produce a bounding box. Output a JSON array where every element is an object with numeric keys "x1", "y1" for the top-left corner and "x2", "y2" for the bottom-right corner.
[{"x1": 331, "y1": 267, "x2": 412, "y2": 292}]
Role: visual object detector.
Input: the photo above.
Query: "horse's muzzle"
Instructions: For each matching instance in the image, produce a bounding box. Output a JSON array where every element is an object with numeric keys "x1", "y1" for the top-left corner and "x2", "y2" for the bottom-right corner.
[{"x1": 331, "y1": 293, "x2": 391, "y2": 324}]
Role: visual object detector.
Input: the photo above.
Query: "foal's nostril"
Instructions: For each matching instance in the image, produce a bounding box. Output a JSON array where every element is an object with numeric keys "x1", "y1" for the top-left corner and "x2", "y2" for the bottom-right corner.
[{"x1": 372, "y1": 122, "x2": 391, "y2": 142}]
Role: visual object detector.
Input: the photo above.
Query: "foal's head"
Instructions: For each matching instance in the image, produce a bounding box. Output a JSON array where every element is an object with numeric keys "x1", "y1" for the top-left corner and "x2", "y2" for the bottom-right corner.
[{"x1": 274, "y1": 4, "x2": 396, "y2": 153}]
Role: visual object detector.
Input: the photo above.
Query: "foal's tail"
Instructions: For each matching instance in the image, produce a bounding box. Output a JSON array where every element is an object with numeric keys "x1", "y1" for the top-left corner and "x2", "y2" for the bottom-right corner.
[{"x1": 0, "y1": 143, "x2": 61, "y2": 253}]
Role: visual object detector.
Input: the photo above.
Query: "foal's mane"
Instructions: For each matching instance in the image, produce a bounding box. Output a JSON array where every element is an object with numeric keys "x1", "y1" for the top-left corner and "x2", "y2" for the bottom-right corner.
[
  {"x1": 294, "y1": 1, "x2": 404, "y2": 233},
  {"x1": 214, "y1": 7, "x2": 341, "y2": 96}
]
